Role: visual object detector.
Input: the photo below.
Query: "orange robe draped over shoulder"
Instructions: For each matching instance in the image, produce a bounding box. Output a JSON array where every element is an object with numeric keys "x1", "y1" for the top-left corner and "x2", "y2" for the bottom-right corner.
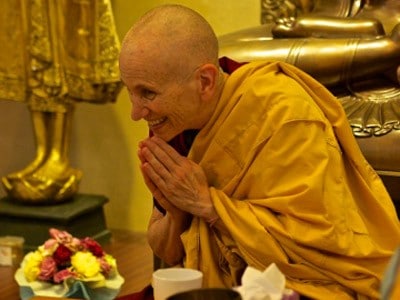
[{"x1": 182, "y1": 61, "x2": 400, "y2": 299}]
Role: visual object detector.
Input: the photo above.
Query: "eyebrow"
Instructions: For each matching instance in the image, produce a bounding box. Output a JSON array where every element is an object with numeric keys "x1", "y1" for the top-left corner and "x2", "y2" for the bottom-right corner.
[{"x1": 122, "y1": 81, "x2": 160, "y2": 95}]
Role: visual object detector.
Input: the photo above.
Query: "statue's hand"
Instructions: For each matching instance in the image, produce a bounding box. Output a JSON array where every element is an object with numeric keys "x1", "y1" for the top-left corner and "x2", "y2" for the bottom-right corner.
[{"x1": 272, "y1": 16, "x2": 385, "y2": 39}]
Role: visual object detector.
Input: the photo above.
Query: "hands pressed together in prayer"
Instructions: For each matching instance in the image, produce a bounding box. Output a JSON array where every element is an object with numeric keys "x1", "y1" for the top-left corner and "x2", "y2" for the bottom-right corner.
[{"x1": 138, "y1": 136, "x2": 218, "y2": 224}]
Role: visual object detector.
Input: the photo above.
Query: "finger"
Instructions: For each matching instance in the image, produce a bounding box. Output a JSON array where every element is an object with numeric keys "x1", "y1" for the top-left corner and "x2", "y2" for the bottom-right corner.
[
  {"x1": 140, "y1": 165, "x2": 179, "y2": 214},
  {"x1": 141, "y1": 146, "x2": 173, "y2": 181},
  {"x1": 150, "y1": 136, "x2": 186, "y2": 164},
  {"x1": 140, "y1": 165, "x2": 157, "y2": 191},
  {"x1": 140, "y1": 164, "x2": 168, "y2": 205},
  {"x1": 138, "y1": 138, "x2": 152, "y2": 149},
  {"x1": 138, "y1": 138, "x2": 152, "y2": 163},
  {"x1": 141, "y1": 158, "x2": 179, "y2": 204},
  {"x1": 142, "y1": 138, "x2": 184, "y2": 173},
  {"x1": 138, "y1": 148, "x2": 146, "y2": 164}
]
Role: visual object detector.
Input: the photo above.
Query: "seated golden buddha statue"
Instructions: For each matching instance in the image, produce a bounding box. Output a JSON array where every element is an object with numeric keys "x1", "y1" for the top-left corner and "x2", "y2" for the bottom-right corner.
[
  {"x1": 220, "y1": 0, "x2": 400, "y2": 89},
  {"x1": 219, "y1": 0, "x2": 400, "y2": 209},
  {"x1": 0, "y1": 0, "x2": 121, "y2": 203}
]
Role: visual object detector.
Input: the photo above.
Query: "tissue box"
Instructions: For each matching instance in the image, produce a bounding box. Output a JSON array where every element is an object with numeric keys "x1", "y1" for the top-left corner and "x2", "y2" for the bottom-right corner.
[{"x1": 235, "y1": 264, "x2": 300, "y2": 300}]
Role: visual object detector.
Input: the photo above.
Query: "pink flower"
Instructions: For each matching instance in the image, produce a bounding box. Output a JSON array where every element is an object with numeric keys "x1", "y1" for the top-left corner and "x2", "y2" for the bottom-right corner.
[
  {"x1": 98, "y1": 257, "x2": 112, "y2": 276},
  {"x1": 50, "y1": 228, "x2": 73, "y2": 244},
  {"x1": 49, "y1": 229, "x2": 80, "y2": 250},
  {"x1": 69, "y1": 237, "x2": 82, "y2": 252},
  {"x1": 53, "y1": 268, "x2": 76, "y2": 283},
  {"x1": 38, "y1": 256, "x2": 57, "y2": 281},
  {"x1": 43, "y1": 238, "x2": 57, "y2": 250}
]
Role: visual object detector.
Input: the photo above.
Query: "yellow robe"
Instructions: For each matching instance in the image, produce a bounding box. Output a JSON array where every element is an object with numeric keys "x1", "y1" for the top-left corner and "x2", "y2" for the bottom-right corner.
[{"x1": 182, "y1": 61, "x2": 400, "y2": 299}]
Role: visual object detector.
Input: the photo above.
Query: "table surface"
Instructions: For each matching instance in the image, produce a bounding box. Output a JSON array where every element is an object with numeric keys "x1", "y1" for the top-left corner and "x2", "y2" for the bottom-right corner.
[{"x1": 0, "y1": 230, "x2": 154, "y2": 299}]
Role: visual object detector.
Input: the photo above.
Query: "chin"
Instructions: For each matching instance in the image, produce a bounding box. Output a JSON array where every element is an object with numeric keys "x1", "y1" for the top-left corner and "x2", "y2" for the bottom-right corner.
[
  {"x1": 151, "y1": 131, "x2": 177, "y2": 142},
  {"x1": 150, "y1": 125, "x2": 184, "y2": 142}
]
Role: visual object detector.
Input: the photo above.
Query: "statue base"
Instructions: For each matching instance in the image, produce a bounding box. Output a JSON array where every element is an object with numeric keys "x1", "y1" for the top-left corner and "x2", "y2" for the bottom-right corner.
[{"x1": 0, "y1": 193, "x2": 111, "y2": 252}]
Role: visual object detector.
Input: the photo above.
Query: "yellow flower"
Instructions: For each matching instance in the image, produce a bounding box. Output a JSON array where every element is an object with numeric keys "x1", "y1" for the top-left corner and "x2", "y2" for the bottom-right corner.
[
  {"x1": 23, "y1": 251, "x2": 43, "y2": 282},
  {"x1": 71, "y1": 251, "x2": 101, "y2": 278},
  {"x1": 105, "y1": 254, "x2": 116, "y2": 269}
]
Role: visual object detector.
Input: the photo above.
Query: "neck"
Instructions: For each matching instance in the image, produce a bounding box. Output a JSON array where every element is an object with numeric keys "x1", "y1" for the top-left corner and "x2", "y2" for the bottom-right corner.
[{"x1": 216, "y1": 68, "x2": 228, "y2": 98}]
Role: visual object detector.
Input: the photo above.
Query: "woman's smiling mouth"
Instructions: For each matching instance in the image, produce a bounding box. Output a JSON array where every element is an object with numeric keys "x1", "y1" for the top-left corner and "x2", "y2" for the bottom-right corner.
[{"x1": 148, "y1": 117, "x2": 167, "y2": 128}]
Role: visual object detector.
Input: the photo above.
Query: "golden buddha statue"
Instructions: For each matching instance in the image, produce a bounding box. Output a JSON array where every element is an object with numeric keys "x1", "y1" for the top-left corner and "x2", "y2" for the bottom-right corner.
[
  {"x1": 0, "y1": 0, "x2": 121, "y2": 203},
  {"x1": 219, "y1": 0, "x2": 400, "y2": 136}
]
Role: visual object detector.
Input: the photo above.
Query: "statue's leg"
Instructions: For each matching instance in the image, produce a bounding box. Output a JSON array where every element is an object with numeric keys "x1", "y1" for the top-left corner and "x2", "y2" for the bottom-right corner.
[
  {"x1": 5, "y1": 110, "x2": 49, "y2": 179},
  {"x1": 1, "y1": 104, "x2": 82, "y2": 203}
]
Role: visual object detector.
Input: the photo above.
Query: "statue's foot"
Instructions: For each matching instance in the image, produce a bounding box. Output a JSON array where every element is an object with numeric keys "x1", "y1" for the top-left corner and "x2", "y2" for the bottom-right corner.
[
  {"x1": 5, "y1": 156, "x2": 46, "y2": 180},
  {"x1": 2, "y1": 168, "x2": 82, "y2": 204}
]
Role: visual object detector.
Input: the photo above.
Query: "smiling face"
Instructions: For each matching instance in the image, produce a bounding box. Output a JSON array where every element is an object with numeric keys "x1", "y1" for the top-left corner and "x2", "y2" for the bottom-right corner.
[
  {"x1": 119, "y1": 43, "x2": 206, "y2": 141},
  {"x1": 119, "y1": 5, "x2": 221, "y2": 141}
]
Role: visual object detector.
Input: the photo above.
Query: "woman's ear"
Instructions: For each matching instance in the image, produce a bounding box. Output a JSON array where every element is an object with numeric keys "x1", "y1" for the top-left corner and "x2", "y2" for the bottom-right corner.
[{"x1": 197, "y1": 64, "x2": 219, "y2": 100}]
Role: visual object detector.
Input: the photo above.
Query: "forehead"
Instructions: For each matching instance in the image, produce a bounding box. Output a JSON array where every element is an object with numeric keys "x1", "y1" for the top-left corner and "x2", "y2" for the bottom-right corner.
[
  {"x1": 119, "y1": 46, "x2": 169, "y2": 88},
  {"x1": 119, "y1": 32, "x2": 191, "y2": 90}
]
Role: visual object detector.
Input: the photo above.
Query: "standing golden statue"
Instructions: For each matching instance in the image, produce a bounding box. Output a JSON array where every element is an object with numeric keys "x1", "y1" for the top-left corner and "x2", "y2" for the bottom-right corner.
[{"x1": 0, "y1": 0, "x2": 121, "y2": 203}]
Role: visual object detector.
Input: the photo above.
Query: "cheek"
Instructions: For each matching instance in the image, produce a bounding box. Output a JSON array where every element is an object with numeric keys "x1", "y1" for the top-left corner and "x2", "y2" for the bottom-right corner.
[
  {"x1": 173, "y1": 96, "x2": 200, "y2": 123},
  {"x1": 163, "y1": 89, "x2": 196, "y2": 126},
  {"x1": 167, "y1": 105, "x2": 186, "y2": 124}
]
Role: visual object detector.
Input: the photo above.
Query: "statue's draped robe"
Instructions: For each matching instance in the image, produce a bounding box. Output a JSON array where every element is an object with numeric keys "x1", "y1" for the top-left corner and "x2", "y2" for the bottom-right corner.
[
  {"x1": 0, "y1": 0, "x2": 120, "y2": 112},
  {"x1": 182, "y1": 60, "x2": 400, "y2": 299}
]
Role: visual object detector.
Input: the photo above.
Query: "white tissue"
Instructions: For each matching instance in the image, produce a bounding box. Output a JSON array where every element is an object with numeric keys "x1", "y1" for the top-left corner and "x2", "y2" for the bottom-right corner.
[{"x1": 235, "y1": 263, "x2": 287, "y2": 300}]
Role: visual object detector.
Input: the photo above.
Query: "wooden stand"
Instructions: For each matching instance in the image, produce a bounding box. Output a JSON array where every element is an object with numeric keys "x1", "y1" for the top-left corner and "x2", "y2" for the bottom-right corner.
[{"x1": 0, "y1": 193, "x2": 111, "y2": 252}]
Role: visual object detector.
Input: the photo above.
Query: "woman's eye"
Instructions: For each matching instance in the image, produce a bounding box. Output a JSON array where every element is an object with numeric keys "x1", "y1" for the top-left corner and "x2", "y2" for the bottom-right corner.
[{"x1": 142, "y1": 89, "x2": 156, "y2": 100}]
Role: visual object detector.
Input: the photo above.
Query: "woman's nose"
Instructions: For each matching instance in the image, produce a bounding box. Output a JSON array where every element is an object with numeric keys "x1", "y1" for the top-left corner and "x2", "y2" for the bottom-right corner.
[{"x1": 131, "y1": 98, "x2": 149, "y2": 121}]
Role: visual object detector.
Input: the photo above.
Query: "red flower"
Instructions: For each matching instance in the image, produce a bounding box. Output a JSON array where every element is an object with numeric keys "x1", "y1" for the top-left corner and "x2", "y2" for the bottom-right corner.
[
  {"x1": 53, "y1": 244, "x2": 72, "y2": 266},
  {"x1": 81, "y1": 237, "x2": 104, "y2": 257}
]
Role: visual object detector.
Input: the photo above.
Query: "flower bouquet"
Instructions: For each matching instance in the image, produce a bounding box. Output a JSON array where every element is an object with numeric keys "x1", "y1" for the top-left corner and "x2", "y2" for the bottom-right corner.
[{"x1": 14, "y1": 228, "x2": 124, "y2": 300}]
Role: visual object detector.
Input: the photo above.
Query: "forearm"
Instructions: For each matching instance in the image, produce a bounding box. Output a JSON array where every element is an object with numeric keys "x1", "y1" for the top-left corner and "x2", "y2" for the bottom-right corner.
[
  {"x1": 272, "y1": 16, "x2": 384, "y2": 38},
  {"x1": 147, "y1": 208, "x2": 192, "y2": 266}
]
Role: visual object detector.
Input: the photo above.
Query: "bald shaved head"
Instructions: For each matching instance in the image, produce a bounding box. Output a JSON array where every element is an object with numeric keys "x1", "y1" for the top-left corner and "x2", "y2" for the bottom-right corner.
[
  {"x1": 121, "y1": 4, "x2": 219, "y2": 79},
  {"x1": 119, "y1": 5, "x2": 224, "y2": 141}
]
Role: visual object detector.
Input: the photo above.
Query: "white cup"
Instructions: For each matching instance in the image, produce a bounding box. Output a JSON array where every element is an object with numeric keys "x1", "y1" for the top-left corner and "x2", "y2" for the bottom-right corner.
[{"x1": 152, "y1": 267, "x2": 203, "y2": 300}]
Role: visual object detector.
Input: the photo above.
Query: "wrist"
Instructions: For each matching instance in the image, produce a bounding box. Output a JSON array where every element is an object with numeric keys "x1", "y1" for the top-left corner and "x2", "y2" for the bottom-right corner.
[
  {"x1": 204, "y1": 207, "x2": 219, "y2": 227},
  {"x1": 206, "y1": 215, "x2": 219, "y2": 227}
]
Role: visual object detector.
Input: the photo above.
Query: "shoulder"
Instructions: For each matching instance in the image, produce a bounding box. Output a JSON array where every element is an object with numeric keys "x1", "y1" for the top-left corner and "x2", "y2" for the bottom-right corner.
[{"x1": 225, "y1": 61, "x2": 328, "y2": 124}]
